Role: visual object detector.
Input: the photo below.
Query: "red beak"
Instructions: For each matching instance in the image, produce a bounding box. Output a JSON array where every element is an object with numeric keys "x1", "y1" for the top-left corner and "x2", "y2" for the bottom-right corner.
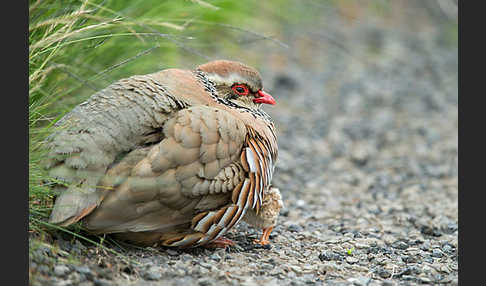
[{"x1": 254, "y1": 90, "x2": 276, "y2": 105}]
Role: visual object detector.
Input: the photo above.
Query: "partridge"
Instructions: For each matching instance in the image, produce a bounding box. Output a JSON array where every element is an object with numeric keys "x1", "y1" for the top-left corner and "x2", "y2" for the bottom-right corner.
[{"x1": 44, "y1": 60, "x2": 280, "y2": 248}]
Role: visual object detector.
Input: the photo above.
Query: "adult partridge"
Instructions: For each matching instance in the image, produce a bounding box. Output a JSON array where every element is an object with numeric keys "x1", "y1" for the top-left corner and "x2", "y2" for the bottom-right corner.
[{"x1": 44, "y1": 60, "x2": 280, "y2": 248}]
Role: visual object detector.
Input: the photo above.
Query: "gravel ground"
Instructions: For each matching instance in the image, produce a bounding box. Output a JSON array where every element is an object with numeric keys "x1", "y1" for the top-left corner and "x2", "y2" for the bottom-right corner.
[{"x1": 29, "y1": 3, "x2": 458, "y2": 285}]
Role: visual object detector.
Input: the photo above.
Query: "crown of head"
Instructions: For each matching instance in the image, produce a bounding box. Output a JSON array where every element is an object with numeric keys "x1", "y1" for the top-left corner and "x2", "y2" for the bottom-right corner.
[{"x1": 197, "y1": 60, "x2": 276, "y2": 109}]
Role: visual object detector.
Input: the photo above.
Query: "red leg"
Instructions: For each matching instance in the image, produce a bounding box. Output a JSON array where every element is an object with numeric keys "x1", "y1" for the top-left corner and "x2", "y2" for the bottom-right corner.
[{"x1": 203, "y1": 237, "x2": 235, "y2": 248}]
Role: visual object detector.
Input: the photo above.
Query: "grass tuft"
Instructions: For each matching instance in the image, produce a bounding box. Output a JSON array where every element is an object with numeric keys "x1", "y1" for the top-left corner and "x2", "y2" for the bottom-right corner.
[{"x1": 29, "y1": 0, "x2": 280, "y2": 252}]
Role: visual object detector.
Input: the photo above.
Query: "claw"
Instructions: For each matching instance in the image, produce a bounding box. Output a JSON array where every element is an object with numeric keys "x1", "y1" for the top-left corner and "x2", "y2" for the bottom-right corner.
[
  {"x1": 253, "y1": 226, "x2": 274, "y2": 246},
  {"x1": 203, "y1": 237, "x2": 235, "y2": 248}
]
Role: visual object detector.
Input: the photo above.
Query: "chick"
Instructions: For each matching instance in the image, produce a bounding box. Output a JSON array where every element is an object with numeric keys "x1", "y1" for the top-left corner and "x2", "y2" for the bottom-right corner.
[{"x1": 243, "y1": 187, "x2": 284, "y2": 245}]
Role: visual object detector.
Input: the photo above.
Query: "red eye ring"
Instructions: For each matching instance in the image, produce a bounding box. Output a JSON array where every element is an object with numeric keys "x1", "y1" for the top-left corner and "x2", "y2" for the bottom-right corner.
[{"x1": 232, "y1": 84, "x2": 249, "y2": 96}]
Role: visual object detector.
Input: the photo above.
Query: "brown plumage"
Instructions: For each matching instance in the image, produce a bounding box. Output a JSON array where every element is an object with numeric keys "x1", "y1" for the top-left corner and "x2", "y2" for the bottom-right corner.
[{"x1": 44, "y1": 60, "x2": 280, "y2": 248}]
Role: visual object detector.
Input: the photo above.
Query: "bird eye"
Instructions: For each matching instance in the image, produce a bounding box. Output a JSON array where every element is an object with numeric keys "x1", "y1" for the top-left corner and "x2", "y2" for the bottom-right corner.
[{"x1": 232, "y1": 84, "x2": 249, "y2": 96}]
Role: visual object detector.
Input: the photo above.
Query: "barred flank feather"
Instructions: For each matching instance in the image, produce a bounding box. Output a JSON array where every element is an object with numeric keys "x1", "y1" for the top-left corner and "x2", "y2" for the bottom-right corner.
[{"x1": 46, "y1": 60, "x2": 278, "y2": 248}]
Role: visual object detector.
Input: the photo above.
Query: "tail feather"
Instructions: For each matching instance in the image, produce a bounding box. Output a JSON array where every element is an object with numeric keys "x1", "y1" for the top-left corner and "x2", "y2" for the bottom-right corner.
[{"x1": 48, "y1": 185, "x2": 101, "y2": 226}]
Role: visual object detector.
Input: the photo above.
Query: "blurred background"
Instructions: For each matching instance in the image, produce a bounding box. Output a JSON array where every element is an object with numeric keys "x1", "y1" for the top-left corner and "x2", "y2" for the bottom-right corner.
[
  {"x1": 29, "y1": 0, "x2": 458, "y2": 115},
  {"x1": 29, "y1": 0, "x2": 458, "y2": 229},
  {"x1": 29, "y1": 0, "x2": 458, "y2": 214},
  {"x1": 29, "y1": 0, "x2": 458, "y2": 233},
  {"x1": 29, "y1": 0, "x2": 458, "y2": 284}
]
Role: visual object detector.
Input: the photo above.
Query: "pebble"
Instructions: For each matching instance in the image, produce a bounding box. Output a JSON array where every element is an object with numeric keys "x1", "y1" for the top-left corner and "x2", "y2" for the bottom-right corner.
[
  {"x1": 198, "y1": 278, "x2": 213, "y2": 286},
  {"x1": 54, "y1": 280, "x2": 74, "y2": 286},
  {"x1": 442, "y1": 222, "x2": 458, "y2": 234},
  {"x1": 346, "y1": 257, "x2": 359, "y2": 264},
  {"x1": 354, "y1": 243, "x2": 369, "y2": 249},
  {"x1": 144, "y1": 270, "x2": 162, "y2": 280},
  {"x1": 166, "y1": 249, "x2": 179, "y2": 256},
  {"x1": 450, "y1": 263, "x2": 458, "y2": 271},
  {"x1": 38, "y1": 265, "x2": 50, "y2": 274},
  {"x1": 347, "y1": 276, "x2": 371, "y2": 286},
  {"x1": 180, "y1": 254, "x2": 193, "y2": 262},
  {"x1": 199, "y1": 262, "x2": 213, "y2": 269},
  {"x1": 319, "y1": 250, "x2": 343, "y2": 262},
  {"x1": 421, "y1": 225, "x2": 442, "y2": 237},
  {"x1": 209, "y1": 253, "x2": 221, "y2": 262},
  {"x1": 442, "y1": 243, "x2": 455, "y2": 254},
  {"x1": 391, "y1": 241, "x2": 409, "y2": 250},
  {"x1": 401, "y1": 275, "x2": 416, "y2": 281},
  {"x1": 289, "y1": 265, "x2": 303, "y2": 273},
  {"x1": 28, "y1": 8, "x2": 458, "y2": 286},
  {"x1": 376, "y1": 268, "x2": 391, "y2": 279},
  {"x1": 439, "y1": 265, "x2": 450, "y2": 274},
  {"x1": 94, "y1": 279, "x2": 112, "y2": 286},
  {"x1": 431, "y1": 249, "x2": 444, "y2": 258},
  {"x1": 288, "y1": 224, "x2": 303, "y2": 232},
  {"x1": 383, "y1": 235, "x2": 396, "y2": 245},
  {"x1": 74, "y1": 266, "x2": 91, "y2": 274},
  {"x1": 401, "y1": 255, "x2": 418, "y2": 264},
  {"x1": 54, "y1": 265, "x2": 70, "y2": 277}
]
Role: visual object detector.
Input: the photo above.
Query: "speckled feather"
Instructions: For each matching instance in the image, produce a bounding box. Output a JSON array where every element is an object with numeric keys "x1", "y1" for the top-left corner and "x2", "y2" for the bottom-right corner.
[{"x1": 45, "y1": 60, "x2": 279, "y2": 248}]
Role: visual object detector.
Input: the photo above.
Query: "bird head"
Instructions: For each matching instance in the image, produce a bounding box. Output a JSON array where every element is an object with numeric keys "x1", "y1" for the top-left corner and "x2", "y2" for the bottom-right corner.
[{"x1": 197, "y1": 60, "x2": 276, "y2": 109}]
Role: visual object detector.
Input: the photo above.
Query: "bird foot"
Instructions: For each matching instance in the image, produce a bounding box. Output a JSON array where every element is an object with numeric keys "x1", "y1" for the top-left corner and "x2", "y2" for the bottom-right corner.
[
  {"x1": 253, "y1": 238, "x2": 270, "y2": 246},
  {"x1": 253, "y1": 226, "x2": 274, "y2": 246},
  {"x1": 203, "y1": 237, "x2": 235, "y2": 248}
]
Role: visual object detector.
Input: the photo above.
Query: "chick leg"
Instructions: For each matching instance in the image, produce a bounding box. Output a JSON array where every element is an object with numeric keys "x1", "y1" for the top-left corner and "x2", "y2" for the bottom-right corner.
[{"x1": 253, "y1": 226, "x2": 274, "y2": 245}]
